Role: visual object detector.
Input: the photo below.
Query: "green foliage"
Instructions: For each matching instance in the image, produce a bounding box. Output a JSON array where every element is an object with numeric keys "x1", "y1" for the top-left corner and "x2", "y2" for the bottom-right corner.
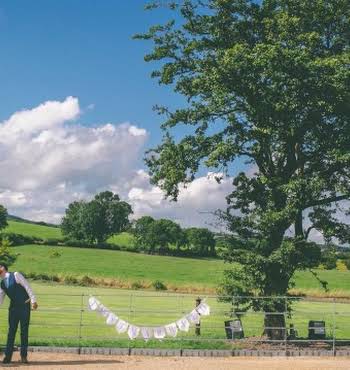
[
  {"x1": 0, "y1": 237, "x2": 16, "y2": 267},
  {"x1": 321, "y1": 247, "x2": 338, "y2": 270},
  {"x1": 185, "y1": 227, "x2": 216, "y2": 256},
  {"x1": 132, "y1": 216, "x2": 186, "y2": 253},
  {"x1": 344, "y1": 258, "x2": 350, "y2": 271},
  {"x1": 152, "y1": 280, "x2": 168, "y2": 291},
  {"x1": 0, "y1": 205, "x2": 8, "y2": 231},
  {"x1": 49, "y1": 250, "x2": 61, "y2": 258},
  {"x1": 61, "y1": 191, "x2": 133, "y2": 243},
  {"x1": 131, "y1": 281, "x2": 143, "y2": 290},
  {"x1": 137, "y1": 0, "x2": 350, "y2": 334}
]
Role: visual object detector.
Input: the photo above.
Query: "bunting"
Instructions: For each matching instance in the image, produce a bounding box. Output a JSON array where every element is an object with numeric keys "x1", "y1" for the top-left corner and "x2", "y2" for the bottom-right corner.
[{"x1": 87, "y1": 296, "x2": 210, "y2": 341}]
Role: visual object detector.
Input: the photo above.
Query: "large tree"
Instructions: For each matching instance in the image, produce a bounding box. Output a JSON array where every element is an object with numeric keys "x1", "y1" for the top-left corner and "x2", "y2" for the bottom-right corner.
[
  {"x1": 136, "y1": 0, "x2": 350, "y2": 338},
  {"x1": 185, "y1": 227, "x2": 216, "y2": 256},
  {"x1": 62, "y1": 191, "x2": 133, "y2": 243},
  {"x1": 132, "y1": 216, "x2": 186, "y2": 253}
]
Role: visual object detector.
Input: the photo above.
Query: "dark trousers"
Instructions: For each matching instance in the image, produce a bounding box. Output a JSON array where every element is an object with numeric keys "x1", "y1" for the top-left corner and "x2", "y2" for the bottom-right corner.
[{"x1": 5, "y1": 304, "x2": 31, "y2": 359}]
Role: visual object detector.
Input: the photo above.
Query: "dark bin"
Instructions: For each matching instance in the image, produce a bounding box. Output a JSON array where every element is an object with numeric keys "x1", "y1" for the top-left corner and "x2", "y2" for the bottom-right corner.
[
  {"x1": 308, "y1": 320, "x2": 326, "y2": 339},
  {"x1": 225, "y1": 319, "x2": 244, "y2": 339}
]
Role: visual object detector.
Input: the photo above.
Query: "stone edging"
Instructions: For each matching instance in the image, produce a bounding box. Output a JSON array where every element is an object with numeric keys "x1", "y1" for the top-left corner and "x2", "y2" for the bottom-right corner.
[{"x1": 25, "y1": 346, "x2": 350, "y2": 357}]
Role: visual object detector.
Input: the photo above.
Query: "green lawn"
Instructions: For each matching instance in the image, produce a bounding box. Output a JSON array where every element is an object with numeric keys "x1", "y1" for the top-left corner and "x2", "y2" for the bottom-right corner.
[
  {"x1": 10, "y1": 244, "x2": 350, "y2": 295},
  {"x1": 12, "y1": 245, "x2": 224, "y2": 290},
  {"x1": 5, "y1": 220, "x2": 62, "y2": 239},
  {"x1": 0, "y1": 282, "x2": 348, "y2": 349},
  {"x1": 5, "y1": 220, "x2": 134, "y2": 247}
]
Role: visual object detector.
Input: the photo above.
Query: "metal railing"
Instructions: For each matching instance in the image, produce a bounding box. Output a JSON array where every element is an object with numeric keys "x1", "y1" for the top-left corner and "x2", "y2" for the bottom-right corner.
[{"x1": 0, "y1": 292, "x2": 349, "y2": 354}]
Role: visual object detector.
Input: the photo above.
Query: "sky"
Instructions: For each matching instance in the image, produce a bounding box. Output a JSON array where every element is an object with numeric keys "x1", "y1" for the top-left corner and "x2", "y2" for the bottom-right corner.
[{"x1": 0, "y1": 0, "x2": 235, "y2": 228}]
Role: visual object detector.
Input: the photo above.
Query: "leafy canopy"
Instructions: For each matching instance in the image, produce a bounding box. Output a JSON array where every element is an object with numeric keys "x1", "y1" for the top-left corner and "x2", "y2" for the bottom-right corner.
[
  {"x1": 61, "y1": 191, "x2": 133, "y2": 243},
  {"x1": 136, "y1": 0, "x2": 350, "y2": 307}
]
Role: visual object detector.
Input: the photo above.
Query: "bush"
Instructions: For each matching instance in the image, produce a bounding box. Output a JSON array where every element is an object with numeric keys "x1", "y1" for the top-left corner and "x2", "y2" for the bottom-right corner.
[
  {"x1": 336, "y1": 260, "x2": 348, "y2": 272},
  {"x1": 0, "y1": 237, "x2": 16, "y2": 267},
  {"x1": 43, "y1": 238, "x2": 63, "y2": 246},
  {"x1": 131, "y1": 281, "x2": 143, "y2": 290},
  {"x1": 321, "y1": 249, "x2": 337, "y2": 270},
  {"x1": 64, "y1": 275, "x2": 78, "y2": 285},
  {"x1": 344, "y1": 258, "x2": 350, "y2": 271},
  {"x1": 49, "y1": 250, "x2": 61, "y2": 258},
  {"x1": 0, "y1": 232, "x2": 37, "y2": 246},
  {"x1": 81, "y1": 275, "x2": 95, "y2": 286},
  {"x1": 152, "y1": 280, "x2": 167, "y2": 291}
]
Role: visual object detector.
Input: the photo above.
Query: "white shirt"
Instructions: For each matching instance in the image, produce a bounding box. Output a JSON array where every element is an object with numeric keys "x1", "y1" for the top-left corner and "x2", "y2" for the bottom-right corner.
[{"x1": 0, "y1": 272, "x2": 36, "y2": 305}]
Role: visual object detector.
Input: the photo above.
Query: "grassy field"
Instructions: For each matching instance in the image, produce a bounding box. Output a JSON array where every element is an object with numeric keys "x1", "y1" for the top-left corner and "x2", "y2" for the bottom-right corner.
[
  {"x1": 10, "y1": 244, "x2": 350, "y2": 296},
  {"x1": 2, "y1": 221, "x2": 350, "y2": 349},
  {"x1": 5, "y1": 220, "x2": 63, "y2": 239},
  {"x1": 3, "y1": 220, "x2": 350, "y2": 296},
  {"x1": 5, "y1": 220, "x2": 134, "y2": 246},
  {"x1": 0, "y1": 281, "x2": 349, "y2": 349}
]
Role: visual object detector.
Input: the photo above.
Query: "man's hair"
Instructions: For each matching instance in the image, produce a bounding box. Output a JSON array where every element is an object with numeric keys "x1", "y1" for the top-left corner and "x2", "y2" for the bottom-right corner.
[{"x1": 0, "y1": 263, "x2": 8, "y2": 271}]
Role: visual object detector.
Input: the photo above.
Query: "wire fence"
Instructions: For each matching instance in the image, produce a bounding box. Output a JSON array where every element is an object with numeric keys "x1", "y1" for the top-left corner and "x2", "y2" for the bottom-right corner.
[{"x1": 0, "y1": 292, "x2": 349, "y2": 354}]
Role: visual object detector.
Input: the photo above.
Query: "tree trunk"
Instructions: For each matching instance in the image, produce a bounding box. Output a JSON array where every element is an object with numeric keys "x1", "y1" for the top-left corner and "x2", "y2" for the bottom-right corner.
[{"x1": 264, "y1": 313, "x2": 286, "y2": 340}]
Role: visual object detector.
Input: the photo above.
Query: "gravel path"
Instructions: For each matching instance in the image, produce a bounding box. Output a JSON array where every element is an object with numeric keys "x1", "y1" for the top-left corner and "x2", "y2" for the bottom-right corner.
[{"x1": 1, "y1": 353, "x2": 349, "y2": 369}]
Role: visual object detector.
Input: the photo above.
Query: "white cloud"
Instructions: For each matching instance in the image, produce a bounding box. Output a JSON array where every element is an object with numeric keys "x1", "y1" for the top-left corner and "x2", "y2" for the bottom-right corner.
[
  {"x1": 127, "y1": 171, "x2": 232, "y2": 229},
  {"x1": 0, "y1": 97, "x2": 232, "y2": 228}
]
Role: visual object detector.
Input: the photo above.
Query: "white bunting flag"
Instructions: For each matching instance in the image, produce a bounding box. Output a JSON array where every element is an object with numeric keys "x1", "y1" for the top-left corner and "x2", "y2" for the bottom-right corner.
[
  {"x1": 141, "y1": 327, "x2": 153, "y2": 341},
  {"x1": 186, "y1": 309, "x2": 201, "y2": 324},
  {"x1": 128, "y1": 325, "x2": 140, "y2": 340},
  {"x1": 116, "y1": 319, "x2": 129, "y2": 334},
  {"x1": 88, "y1": 296, "x2": 210, "y2": 340},
  {"x1": 164, "y1": 323, "x2": 178, "y2": 337},
  {"x1": 196, "y1": 302, "x2": 210, "y2": 316},
  {"x1": 176, "y1": 317, "x2": 190, "y2": 332},
  {"x1": 88, "y1": 297, "x2": 99, "y2": 311},
  {"x1": 106, "y1": 312, "x2": 118, "y2": 326},
  {"x1": 153, "y1": 326, "x2": 166, "y2": 339}
]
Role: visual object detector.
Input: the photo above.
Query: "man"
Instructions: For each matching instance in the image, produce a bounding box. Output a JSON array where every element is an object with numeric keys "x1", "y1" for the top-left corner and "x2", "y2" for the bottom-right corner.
[{"x1": 0, "y1": 264, "x2": 38, "y2": 364}]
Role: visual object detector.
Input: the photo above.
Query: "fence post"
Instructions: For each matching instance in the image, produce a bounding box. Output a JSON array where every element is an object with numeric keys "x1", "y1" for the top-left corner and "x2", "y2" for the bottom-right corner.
[
  {"x1": 284, "y1": 296, "x2": 287, "y2": 356},
  {"x1": 78, "y1": 293, "x2": 84, "y2": 354},
  {"x1": 180, "y1": 294, "x2": 184, "y2": 355},
  {"x1": 128, "y1": 293, "x2": 133, "y2": 355},
  {"x1": 332, "y1": 298, "x2": 336, "y2": 356},
  {"x1": 195, "y1": 297, "x2": 201, "y2": 336}
]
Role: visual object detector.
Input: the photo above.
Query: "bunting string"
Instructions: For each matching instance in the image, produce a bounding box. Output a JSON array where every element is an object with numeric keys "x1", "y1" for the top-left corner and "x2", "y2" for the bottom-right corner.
[{"x1": 87, "y1": 296, "x2": 210, "y2": 341}]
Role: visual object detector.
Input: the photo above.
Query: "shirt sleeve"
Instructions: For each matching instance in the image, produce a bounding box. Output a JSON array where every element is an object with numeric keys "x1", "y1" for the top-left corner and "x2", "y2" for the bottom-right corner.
[
  {"x1": 14, "y1": 272, "x2": 36, "y2": 304},
  {"x1": 0, "y1": 288, "x2": 5, "y2": 305}
]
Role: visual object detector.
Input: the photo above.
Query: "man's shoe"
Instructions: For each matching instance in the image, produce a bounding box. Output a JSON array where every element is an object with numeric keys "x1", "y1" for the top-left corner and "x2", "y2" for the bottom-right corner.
[
  {"x1": 21, "y1": 356, "x2": 29, "y2": 364},
  {"x1": 2, "y1": 356, "x2": 11, "y2": 364}
]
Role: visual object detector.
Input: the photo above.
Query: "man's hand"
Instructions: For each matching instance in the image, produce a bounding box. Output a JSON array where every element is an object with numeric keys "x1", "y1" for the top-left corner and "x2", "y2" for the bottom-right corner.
[{"x1": 31, "y1": 302, "x2": 38, "y2": 310}]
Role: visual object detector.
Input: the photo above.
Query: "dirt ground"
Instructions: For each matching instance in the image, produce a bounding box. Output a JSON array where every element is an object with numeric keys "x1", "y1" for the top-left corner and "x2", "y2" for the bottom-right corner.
[{"x1": 0, "y1": 353, "x2": 349, "y2": 370}]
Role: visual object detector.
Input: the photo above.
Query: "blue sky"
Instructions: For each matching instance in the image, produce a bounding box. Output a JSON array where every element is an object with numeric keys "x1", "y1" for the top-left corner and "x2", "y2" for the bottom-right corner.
[
  {"x1": 0, "y1": 0, "x2": 181, "y2": 148},
  {"x1": 0, "y1": 0, "x2": 236, "y2": 227}
]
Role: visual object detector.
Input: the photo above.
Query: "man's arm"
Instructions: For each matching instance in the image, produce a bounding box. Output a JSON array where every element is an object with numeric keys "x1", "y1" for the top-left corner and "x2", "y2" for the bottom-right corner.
[
  {"x1": 0, "y1": 288, "x2": 5, "y2": 305},
  {"x1": 14, "y1": 272, "x2": 37, "y2": 308}
]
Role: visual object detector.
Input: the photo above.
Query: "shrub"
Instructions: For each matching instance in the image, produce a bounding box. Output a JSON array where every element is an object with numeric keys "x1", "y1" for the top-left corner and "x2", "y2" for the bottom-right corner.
[
  {"x1": 81, "y1": 275, "x2": 94, "y2": 286},
  {"x1": 131, "y1": 281, "x2": 143, "y2": 290},
  {"x1": 49, "y1": 250, "x2": 61, "y2": 258},
  {"x1": 152, "y1": 280, "x2": 167, "y2": 291},
  {"x1": 0, "y1": 232, "x2": 37, "y2": 246},
  {"x1": 0, "y1": 237, "x2": 16, "y2": 266},
  {"x1": 321, "y1": 249, "x2": 337, "y2": 270},
  {"x1": 344, "y1": 258, "x2": 350, "y2": 271},
  {"x1": 43, "y1": 238, "x2": 63, "y2": 246},
  {"x1": 336, "y1": 260, "x2": 348, "y2": 272},
  {"x1": 64, "y1": 275, "x2": 78, "y2": 285}
]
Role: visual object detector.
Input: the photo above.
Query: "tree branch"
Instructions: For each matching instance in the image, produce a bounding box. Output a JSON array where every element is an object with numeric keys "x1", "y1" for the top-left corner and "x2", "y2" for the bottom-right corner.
[{"x1": 306, "y1": 194, "x2": 349, "y2": 209}]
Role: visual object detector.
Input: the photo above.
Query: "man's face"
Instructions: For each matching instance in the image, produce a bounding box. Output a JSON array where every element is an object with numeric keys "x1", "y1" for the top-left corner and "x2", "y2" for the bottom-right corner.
[{"x1": 0, "y1": 266, "x2": 7, "y2": 278}]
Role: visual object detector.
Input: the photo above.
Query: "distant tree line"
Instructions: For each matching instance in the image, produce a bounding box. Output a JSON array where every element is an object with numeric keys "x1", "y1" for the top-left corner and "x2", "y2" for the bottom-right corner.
[{"x1": 61, "y1": 191, "x2": 217, "y2": 257}]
